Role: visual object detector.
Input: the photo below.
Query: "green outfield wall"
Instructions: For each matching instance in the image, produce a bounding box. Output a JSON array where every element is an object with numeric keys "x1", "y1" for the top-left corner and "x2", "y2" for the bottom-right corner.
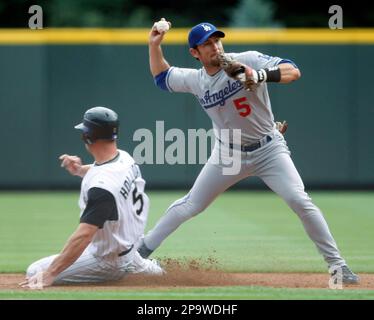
[{"x1": 0, "y1": 29, "x2": 373, "y2": 189}]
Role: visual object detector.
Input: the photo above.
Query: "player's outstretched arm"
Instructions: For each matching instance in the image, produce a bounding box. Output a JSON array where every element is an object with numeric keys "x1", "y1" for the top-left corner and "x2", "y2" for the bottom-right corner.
[
  {"x1": 219, "y1": 53, "x2": 301, "y2": 91},
  {"x1": 149, "y1": 18, "x2": 171, "y2": 77},
  {"x1": 59, "y1": 154, "x2": 91, "y2": 178},
  {"x1": 20, "y1": 223, "x2": 97, "y2": 289},
  {"x1": 241, "y1": 63, "x2": 300, "y2": 89}
]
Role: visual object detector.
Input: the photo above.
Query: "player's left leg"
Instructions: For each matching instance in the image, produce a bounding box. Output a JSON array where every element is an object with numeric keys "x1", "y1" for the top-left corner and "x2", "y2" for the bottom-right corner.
[
  {"x1": 26, "y1": 250, "x2": 124, "y2": 284},
  {"x1": 256, "y1": 149, "x2": 346, "y2": 269},
  {"x1": 257, "y1": 149, "x2": 359, "y2": 283},
  {"x1": 26, "y1": 254, "x2": 59, "y2": 278}
]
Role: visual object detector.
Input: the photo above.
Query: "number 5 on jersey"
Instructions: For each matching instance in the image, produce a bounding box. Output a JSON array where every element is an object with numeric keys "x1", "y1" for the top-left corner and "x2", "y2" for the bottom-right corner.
[
  {"x1": 132, "y1": 187, "x2": 143, "y2": 215},
  {"x1": 233, "y1": 97, "x2": 251, "y2": 117}
]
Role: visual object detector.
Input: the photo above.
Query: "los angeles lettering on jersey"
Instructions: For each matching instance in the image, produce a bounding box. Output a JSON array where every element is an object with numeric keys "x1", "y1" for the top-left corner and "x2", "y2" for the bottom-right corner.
[{"x1": 199, "y1": 80, "x2": 243, "y2": 108}]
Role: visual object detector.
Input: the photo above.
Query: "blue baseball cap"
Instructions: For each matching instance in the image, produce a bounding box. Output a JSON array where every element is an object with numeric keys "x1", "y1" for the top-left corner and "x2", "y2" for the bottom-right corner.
[{"x1": 188, "y1": 22, "x2": 225, "y2": 48}]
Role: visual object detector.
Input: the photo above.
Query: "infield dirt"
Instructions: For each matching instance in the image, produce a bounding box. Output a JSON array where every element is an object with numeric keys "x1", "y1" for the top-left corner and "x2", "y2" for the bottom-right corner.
[{"x1": 1, "y1": 259, "x2": 373, "y2": 291}]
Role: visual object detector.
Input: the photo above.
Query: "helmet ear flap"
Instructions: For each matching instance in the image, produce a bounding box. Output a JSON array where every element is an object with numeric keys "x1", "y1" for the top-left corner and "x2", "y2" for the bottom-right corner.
[{"x1": 82, "y1": 132, "x2": 93, "y2": 145}]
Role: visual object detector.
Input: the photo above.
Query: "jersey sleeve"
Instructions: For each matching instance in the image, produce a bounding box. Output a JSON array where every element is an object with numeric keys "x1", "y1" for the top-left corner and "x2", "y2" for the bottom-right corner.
[
  {"x1": 235, "y1": 51, "x2": 298, "y2": 70},
  {"x1": 154, "y1": 67, "x2": 198, "y2": 93},
  {"x1": 80, "y1": 187, "x2": 118, "y2": 229}
]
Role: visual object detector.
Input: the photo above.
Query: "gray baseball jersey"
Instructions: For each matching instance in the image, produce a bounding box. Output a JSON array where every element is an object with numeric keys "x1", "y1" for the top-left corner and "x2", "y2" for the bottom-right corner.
[
  {"x1": 158, "y1": 51, "x2": 296, "y2": 144},
  {"x1": 141, "y1": 50, "x2": 347, "y2": 270}
]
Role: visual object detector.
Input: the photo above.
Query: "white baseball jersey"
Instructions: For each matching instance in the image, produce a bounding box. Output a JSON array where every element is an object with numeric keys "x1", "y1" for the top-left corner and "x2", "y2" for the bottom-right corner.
[
  {"x1": 157, "y1": 51, "x2": 296, "y2": 144},
  {"x1": 26, "y1": 149, "x2": 165, "y2": 284},
  {"x1": 78, "y1": 149, "x2": 149, "y2": 259}
]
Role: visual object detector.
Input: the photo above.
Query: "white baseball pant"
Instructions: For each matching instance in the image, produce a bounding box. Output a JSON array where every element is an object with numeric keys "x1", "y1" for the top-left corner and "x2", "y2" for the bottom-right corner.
[{"x1": 26, "y1": 248, "x2": 159, "y2": 284}]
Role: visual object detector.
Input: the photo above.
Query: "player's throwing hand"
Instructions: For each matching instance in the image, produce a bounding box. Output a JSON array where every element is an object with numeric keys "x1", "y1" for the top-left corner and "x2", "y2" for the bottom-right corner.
[{"x1": 149, "y1": 18, "x2": 171, "y2": 46}]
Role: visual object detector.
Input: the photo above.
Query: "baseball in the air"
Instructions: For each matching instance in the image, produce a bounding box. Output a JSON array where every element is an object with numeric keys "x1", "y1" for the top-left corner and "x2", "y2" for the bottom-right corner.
[{"x1": 154, "y1": 19, "x2": 170, "y2": 33}]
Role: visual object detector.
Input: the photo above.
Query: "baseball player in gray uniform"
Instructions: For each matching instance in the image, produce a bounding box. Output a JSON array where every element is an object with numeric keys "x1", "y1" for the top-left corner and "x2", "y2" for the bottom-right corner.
[
  {"x1": 137, "y1": 21, "x2": 359, "y2": 284},
  {"x1": 21, "y1": 107, "x2": 164, "y2": 289}
]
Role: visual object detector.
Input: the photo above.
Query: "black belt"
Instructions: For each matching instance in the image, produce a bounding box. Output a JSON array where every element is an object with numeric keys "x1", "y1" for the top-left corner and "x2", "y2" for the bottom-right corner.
[
  {"x1": 219, "y1": 135, "x2": 272, "y2": 152},
  {"x1": 118, "y1": 244, "x2": 134, "y2": 257}
]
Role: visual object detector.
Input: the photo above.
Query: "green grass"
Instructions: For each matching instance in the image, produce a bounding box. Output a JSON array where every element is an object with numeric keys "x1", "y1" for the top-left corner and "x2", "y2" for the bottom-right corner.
[
  {"x1": 150, "y1": 191, "x2": 374, "y2": 273},
  {"x1": 0, "y1": 190, "x2": 373, "y2": 299},
  {"x1": 1, "y1": 286, "x2": 374, "y2": 300}
]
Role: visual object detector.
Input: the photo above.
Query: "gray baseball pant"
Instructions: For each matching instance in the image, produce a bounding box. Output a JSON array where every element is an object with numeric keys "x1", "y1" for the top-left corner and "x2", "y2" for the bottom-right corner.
[{"x1": 143, "y1": 131, "x2": 346, "y2": 268}]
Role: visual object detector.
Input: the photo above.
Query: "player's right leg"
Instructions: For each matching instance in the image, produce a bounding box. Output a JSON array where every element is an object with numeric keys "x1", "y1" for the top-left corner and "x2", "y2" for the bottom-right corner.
[
  {"x1": 125, "y1": 251, "x2": 165, "y2": 275},
  {"x1": 139, "y1": 148, "x2": 248, "y2": 258}
]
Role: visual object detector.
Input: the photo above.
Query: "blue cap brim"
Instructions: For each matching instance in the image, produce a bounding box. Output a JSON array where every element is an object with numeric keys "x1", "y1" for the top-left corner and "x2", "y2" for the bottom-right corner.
[{"x1": 195, "y1": 30, "x2": 225, "y2": 46}]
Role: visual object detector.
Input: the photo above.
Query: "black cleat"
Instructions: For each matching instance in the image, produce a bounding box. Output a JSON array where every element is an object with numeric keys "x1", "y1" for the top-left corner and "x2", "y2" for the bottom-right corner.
[
  {"x1": 137, "y1": 239, "x2": 154, "y2": 259},
  {"x1": 341, "y1": 265, "x2": 360, "y2": 284},
  {"x1": 331, "y1": 265, "x2": 359, "y2": 285}
]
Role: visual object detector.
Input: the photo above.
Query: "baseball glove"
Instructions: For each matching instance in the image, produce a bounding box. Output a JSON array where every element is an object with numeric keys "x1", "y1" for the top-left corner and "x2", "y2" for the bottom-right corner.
[
  {"x1": 275, "y1": 121, "x2": 288, "y2": 135},
  {"x1": 218, "y1": 53, "x2": 259, "y2": 91},
  {"x1": 217, "y1": 53, "x2": 288, "y2": 134}
]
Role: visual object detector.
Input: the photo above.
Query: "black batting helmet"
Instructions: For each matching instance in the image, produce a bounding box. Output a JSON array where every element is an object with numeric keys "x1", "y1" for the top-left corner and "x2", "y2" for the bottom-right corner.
[{"x1": 74, "y1": 106, "x2": 119, "y2": 144}]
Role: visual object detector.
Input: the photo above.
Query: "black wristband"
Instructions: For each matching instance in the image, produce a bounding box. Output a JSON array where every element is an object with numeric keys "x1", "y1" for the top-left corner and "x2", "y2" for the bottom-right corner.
[{"x1": 257, "y1": 67, "x2": 281, "y2": 83}]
